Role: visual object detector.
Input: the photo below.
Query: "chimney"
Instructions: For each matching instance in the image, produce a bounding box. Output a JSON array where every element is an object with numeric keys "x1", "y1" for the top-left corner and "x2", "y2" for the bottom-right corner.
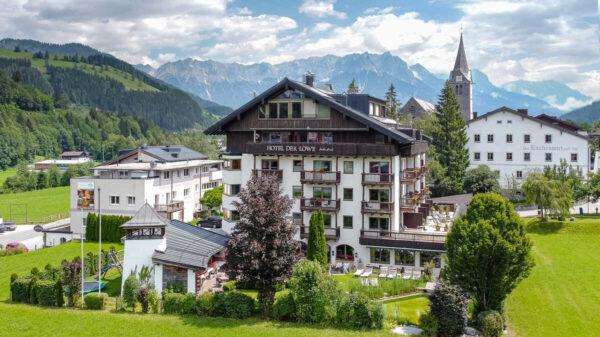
[
  {"x1": 517, "y1": 108, "x2": 528, "y2": 115},
  {"x1": 473, "y1": 111, "x2": 478, "y2": 119},
  {"x1": 304, "y1": 71, "x2": 315, "y2": 87}
]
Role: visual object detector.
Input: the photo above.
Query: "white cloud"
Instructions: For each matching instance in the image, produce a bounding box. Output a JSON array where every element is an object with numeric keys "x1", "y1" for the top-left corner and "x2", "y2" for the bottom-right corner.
[{"x1": 299, "y1": 0, "x2": 347, "y2": 19}]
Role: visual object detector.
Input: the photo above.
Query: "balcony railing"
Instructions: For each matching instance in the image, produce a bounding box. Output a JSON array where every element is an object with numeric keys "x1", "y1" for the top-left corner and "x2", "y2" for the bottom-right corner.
[
  {"x1": 300, "y1": 198, "x2": 340, "y2": 212},
  {"x1": 154, "y1": 201, "x2": 184, "y2": 213},
  {"x1": 300, "y1": 226, "x2": 340, "y2": 240},
  {"x1": 362, "y1": 173, "x2": 394, "y2": 185},
  {"x1": 359, "y1": 229, "x2": 446, "y2": 251},
  {"x1": 301, "y1": 170, "x2": 340, "y2": 184},
  {"x1": 361, "y1": 201, "x2": 394, "y2": 214},
  {"x1": 252, "y1": 169, "x2": 283, "y2": 180}
]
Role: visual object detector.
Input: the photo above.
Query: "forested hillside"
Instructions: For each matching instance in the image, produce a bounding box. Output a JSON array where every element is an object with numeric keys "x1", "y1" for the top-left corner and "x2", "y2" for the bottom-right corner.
[
  {"x1": 0, "y1": 70, "x2": 220, "y2": 169},
  {"x1": 0, "y1": 44, "x2": 219, "y2": 130}
]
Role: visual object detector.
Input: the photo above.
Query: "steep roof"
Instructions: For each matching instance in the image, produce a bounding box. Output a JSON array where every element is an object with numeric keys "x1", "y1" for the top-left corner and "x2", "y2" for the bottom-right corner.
[
  {"x1": 204, "y1": 77, "x2": 416, "y2": 145},
  {"x1": 121, "y1": 203, "x2": 169, "y2": 229},
  {"x1": 453, "y1": 33, "x2": 469, "y2": 75},
  {"x1": 151, "y1": 220, "x2": 229, "y2": 269},
  {"x1": 468, "y1": 106, "x2": 589, "y2": 140},
  {"x1": 107, "y1": 145, "x2": 207, "y2": 165},
  {"x1": 404, "y1": 97, "x2": 436, "y2": 111}
]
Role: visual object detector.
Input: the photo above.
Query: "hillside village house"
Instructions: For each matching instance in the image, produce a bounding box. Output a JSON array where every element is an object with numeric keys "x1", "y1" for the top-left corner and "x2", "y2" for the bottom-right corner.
[
  {"x1": 399, "y1": 97, "x2": 436, "y2": 119},
  {"x1": 467, "y1": 107, "x2": 598, "y2": 188},
  {"x1": 69, "y1": 145, "x2": 223, "y2": 235},
  {"x1": 34, "y1": 150, "x2": 91, "y2": 171},
  {"x1": 204, "y1": 73, "x2": 451, "y2": 271},
  {"x1": 121, "y1": 204, "x2": 228, "y2": 294}
]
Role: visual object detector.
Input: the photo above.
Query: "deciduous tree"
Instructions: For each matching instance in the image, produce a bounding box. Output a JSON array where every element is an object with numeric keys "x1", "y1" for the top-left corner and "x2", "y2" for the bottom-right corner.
[
  {"x1": 226, "y1": 173, "x2": 297, "y2": 316},
  {"x1": 463, "y1": 165, "x2": 500, "y2": 194}
]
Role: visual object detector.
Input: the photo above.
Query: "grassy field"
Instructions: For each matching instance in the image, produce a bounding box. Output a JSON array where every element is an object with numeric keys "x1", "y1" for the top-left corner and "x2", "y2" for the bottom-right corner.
[
  {"x1": 0, "y1": 48, "x2": 158, "y2": 92},
  {"x1": 0, "y1": 186, "x2": 69, "y2": 223},
  {"x1": 506, "y1": 216, "x2": 600, "y2": 337},
  {"x1": 382, "y1": 294, "x2": 429, "y2": 325},
  {"x1": 0, "y1": 167, "x2": 17, "y2": 186}
]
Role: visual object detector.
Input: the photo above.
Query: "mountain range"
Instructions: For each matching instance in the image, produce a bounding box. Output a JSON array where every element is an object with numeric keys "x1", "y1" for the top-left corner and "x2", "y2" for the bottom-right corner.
[
  {"x1": 561, "y1": 100, "x2": 600, "y2": 124},
  {"x1": 502, "y1": 80, "x2": 592, "y2": 112},
  {"x1": 137, "y1": 52, "x2": 590, "y2": 117}
]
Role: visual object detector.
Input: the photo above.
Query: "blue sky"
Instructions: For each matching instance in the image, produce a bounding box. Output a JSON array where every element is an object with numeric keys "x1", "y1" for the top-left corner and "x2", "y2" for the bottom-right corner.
[{"x1": 1, "y1": 0, "x2": 598, "y2": 104}]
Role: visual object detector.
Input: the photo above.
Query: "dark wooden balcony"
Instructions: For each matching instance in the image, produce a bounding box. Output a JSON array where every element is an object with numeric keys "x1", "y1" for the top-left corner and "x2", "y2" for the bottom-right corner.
[
  {"x1": 362, "y1": 173, "x2": 394, "y2": 185},
  {"x1": 246, "y1": 142, "x2": 398, "y2": 156},
  {"x1": 362, "y1": 201, "x2": 394, "y2": 214},
  {"x1": 400, "y1": 170, "x2": 418, "y2": 183},
  {"x1": 301, "y1": 170, "x2": 340, "y2": 184},
  {"x1": 359, "y1": 230, "x2": 446, "y2": 251},
  {"x1": 252, "y1": 169, "x2": 283, "y2": 180},
  {"x1": 300, "y1": 226, "x2": 340, "y2": 240},
  {"x1": 300, "y1": 198, "x2": 340, "y2": 212}
]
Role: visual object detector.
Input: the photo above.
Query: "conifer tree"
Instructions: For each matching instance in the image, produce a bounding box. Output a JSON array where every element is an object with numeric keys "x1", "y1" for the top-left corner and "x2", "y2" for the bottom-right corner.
[
  {"x1": 306, "y1": 211, "x2": 328, "y2": 267},
  {"x1": 347, "y1": 78, "x2": 360, "y2": 94},
  {"x1": 385, "y1": 83, "x2": 399, "y2": 119},
  {"x1": 430, "y1": 82, "x2": 469, "y2": 196}
]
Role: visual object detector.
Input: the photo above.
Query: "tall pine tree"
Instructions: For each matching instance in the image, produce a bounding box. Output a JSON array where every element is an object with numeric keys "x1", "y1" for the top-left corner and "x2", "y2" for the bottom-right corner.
[
  {"x1": 384, "y1": 83, "x2": 399, "y2": 120},
  {"x1": 430, "y1": 82, "x2": 469, "y2": 196},
  {"x1": 347, "y1": 78, "x2": 360, "y2": 94},
  {"x1": 306, "y1": 211, "x2": 328, "y2": 268}
]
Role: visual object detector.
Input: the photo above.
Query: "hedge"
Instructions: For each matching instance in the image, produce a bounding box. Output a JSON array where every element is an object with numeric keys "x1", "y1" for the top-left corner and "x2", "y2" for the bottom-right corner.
[
  {"x1": 478, "y1": 311, "x2": 504, "y2": 337},
  {"x1": 85, "y1": 213, "x2": 130, "y2": 242},
  {"x1": 163, "y1": 292, "x2": 195, "y2": 315},
  {"x1": 10, "y1": 277, "x2": 31, "y2": 303},
  {"x1": 84, "y1": 292, "x2": 108, "y2": 310},
  {"x1": 35, "y1": 280, "x2": 58, "y2": 306}
]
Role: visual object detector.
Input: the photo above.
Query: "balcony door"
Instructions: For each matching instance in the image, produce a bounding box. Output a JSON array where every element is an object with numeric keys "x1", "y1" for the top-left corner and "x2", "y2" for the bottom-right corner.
[
  {"x1": 261, "y1": 159, "x2": 279, "y2": 170},
  {"x1": 313, "y1": 186, "x2": 332, "y2": 199},
  {"x1": 369, "y1": 189, "x2": 390, "y2": 202},
  {"x1": 369, "y1": 161, "x2": 391, "y2": 182},
  {"x1": 313, "y1": 160, "x2": 332, "y2": 172},
  {"x1": 368, "y1": 217, "x2": 390, "y2": 231}
]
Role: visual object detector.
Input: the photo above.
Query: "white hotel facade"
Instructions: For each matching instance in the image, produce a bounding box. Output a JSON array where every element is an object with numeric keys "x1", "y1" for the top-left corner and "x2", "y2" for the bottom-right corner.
[
  {"x1": 205, "y1": 75, "x2": 446, "y2": 269},
  {"x1": 69, "y1": 146, "x2": 223, "y2": 235},
  {"x1": 467, "y1": 107, "x2": 598, "y2": 187}
]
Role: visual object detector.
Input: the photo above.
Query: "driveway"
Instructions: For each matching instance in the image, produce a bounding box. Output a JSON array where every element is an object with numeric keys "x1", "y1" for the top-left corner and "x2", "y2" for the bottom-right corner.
[{"x1": 0, "y1": 218, "x2": 70, "y2": 250}]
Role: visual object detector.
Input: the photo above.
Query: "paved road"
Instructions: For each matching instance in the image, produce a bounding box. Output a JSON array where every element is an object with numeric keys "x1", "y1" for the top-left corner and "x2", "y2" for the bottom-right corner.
[
  {"x1": 0, "y1": 218, "x2": 70, "y2": 250},
  {"x1": 517, "y1": 201, "x2": 600, "y2": 217}
]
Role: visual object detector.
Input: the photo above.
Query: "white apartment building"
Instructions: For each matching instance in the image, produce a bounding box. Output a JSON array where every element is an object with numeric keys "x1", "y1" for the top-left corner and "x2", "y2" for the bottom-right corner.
[
  {"x1": 70, "y1": 146, "x2": 223, "y2": 235},
  {"x1": 205, "y1": 75, "x2": 446, "y2": 270},
  {"x1": 467, "y1": 107, "x2": 598, "y2": 187}
]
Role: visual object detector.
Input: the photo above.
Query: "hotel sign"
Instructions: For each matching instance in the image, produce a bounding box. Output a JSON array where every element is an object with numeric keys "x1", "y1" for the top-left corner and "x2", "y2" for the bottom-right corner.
[
  {"x1": 265, "y1": 144, "x2": 334, "y2": 154},
  {"x1": 523, "y1": 145, "x2": 578, "y2": 152},
  {"x1": 247, "y1": 142, "x2": 398, "y2": 156}
]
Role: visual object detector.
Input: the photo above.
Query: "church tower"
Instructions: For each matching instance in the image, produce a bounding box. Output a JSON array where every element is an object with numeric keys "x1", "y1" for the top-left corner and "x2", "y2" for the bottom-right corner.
[{"x1": 448, "y1": 33, "x2": 473, "y2": 121}]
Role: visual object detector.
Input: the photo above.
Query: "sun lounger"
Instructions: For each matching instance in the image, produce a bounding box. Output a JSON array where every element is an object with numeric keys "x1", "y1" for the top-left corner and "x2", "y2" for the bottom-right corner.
[
  {"x1": 402, "y1": 267, "x2": 413, "y2": 279},
  {"x1": 361, "y1": 267, "x2": 373, "y2": 277},
  {"x1": 360, "y1": 277, "x2": 369, "y2": 286},
  {"x1": 412, "y1": 269, "x2": 422, "y2": 280},
  {"x1": 387, "y1": 267, "x2": 398, "y2": 279},
  {"x1": 354, "y1": 268, "x2": 364, "y2": 276},
  {"x1": 378, "y1": 266, "x2": 388, "y2": 278},
  {"x1": 369, "y1": 278, "x2": 379, "y2": 286}
]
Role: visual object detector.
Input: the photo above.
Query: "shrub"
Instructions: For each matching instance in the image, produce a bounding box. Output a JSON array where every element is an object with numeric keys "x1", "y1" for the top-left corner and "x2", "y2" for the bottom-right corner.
[
  {"x1": 195, "y1": 293, "x2": 214, "y2": 316},
  {"x1": 85, "y1": 213, "x2": 130, "y2": 242},
  {"x1": 212, "y1": 291, "x2": 228, "y2": 317},
  {"x1": 419, "y1": 312, "x2": 438, "y2": 336},
  {"x1": 55, "y1": 279, "x2": 65, "y2": 307},
  {"x1": 272, "y1": 292, "x2": 295, "y2": 321},
  {"x1": 164, "y1": 281, "x2": 186, "y2": 294},
  {"x1": 478, "y1": 310, "x2": 504, "y2": 337},
  {"x1": 162, "y1": 292, "x2": 195, "y2": 314},
  {"x1": 334, "y1": 294, "x2": 383, "y2": 329},
  {"x1": 35, "y1": 280, "x2": 57, "y2": 306},
  {"x1": 222, "y1": 281, "x2": 236, "y2": 292},
  {"x1": 223, "y1": 291, "x2": 256, "y2": 318},
  {"x1": 148, "y1": 289, "x2": 160, "y2": 314},
  {"x1": 289, "y1": 260, "x2": 340, "y2": 324},
  {"x1": 84, "y1": 293, "x2": 107, "y2": 310},
  {"x1": 137, "y1": 287, "x2": 150, "y2": 313},
  {"x1": 10, "y1": 277, "x2": 30, "y2": 303},
  {"x1": 429, "y1": 282, "x2": 468, "y2": 337},
  {"x1": 29, "y1": 278, "x2": 38, "y2": 304},
  {"x1": 122, "y1": 275, "x2": 140, "y2": 309}
]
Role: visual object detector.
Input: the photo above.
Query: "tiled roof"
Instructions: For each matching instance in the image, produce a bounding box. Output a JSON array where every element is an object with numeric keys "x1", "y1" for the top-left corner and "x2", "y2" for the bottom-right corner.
[{"x1": 121, "y1": 203, "x2": 169, "y2": 229}]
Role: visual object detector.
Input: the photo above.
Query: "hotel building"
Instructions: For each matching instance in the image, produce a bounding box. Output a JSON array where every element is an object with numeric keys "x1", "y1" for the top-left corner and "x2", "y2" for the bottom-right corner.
[
  {"x1": 70, "y1": 146, "x2": 223, "y2": 235},
  {"x1": 205, "y1": 74, "x2": 446, "y2": 269}
]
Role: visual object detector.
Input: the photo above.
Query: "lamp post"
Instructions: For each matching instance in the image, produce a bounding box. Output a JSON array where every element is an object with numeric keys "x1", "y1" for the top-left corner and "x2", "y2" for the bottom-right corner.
[
  {"x1": 98, "y1": 187, "x2": 102, "y2": 294},
  {"x1": 81, "y1": 232, "x2": 84, "y2": 305}
]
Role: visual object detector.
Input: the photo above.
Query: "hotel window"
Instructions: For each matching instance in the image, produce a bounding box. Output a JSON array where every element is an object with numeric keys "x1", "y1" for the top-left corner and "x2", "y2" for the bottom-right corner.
[
  {"x1": 487, "y1": 152, "x2": 494, "y2": 161},
  {"x1": 545, "y1": 153, "x2": 552, "y2": 162},
  {"x1": 261, "y1": 159, "x2": 278, "y2": 170},
  {"x1": 487, "y1": 134, "x2": 494, "y2": 143},
  {"x1": 313, "y1": 160, "x2": 332, "y2": 172},
  {"x1": 343, "y1": 215, "x2": 353, "y2": 229},
  {"x1": 368, "y1": 217, "x2": 389, "y2": 231},
  {"x1": 343, "y1": 188, "x2": 353, "y2": 201},
  {"x1": 225, "y1": 159, "x2": 241, "y2": 170},
  {"x1": 278, "y1": 102, "x2": 288, "y2": 118},
  {"x1": 268, "y1": 132, "x2": 282, "y2": 143},
  {"x1": 524, "y1": 134, "x2": 531, "y2": 143},
  {"x1": 292, "y1": 160, "x2": 302, "y2": 172},
  {"x1": 571, "y1": 153, "x2": 578, "y2": 162},
  {"x1": 292, "y1": 102, "x2": 302, "y2": 118},
  {"x1": 394, "y1": 250, "x2": 415, "y2": 265},
  {"x1": 292, "y1": 213, "x2": 301, "y2": 225},
  {"x1": 506, "y1": 134, "x2": 513, "y2": 143},
  {"x1": 163, "y1": 171, "x2": 170, "y2": 179},
  {"x1": 313, "y1": 186, "x2": 332, "y2": 199},
  {"x1": 224, "y1": 209, "x2": 240, "y2": 221},
  {"x1": 474, "y1": 152, "x2": 481, "y2": 161},
  {"x1": 545, "y1": 134, "x2": 552, "y2": 143},
  {"x1": 496, "y1": 120, "x2": 502, "y2": 124},
  {"x1": 516, "y1": 171, "x2": 523, "y2": 179},
  {"x1": 369, "y1": 161, "x2": 390, "y2": 174},
  {"x1": 183, "y1": 188, "x2": 190, "y2": 197},
  {"x1": 369, "y1": 189, "x2": 390, "y2": 202},
  {"x1": 183, "y1": 169, "x2": 189, "y2": 176},
  {"x1": 292, "y1": 186, "x2": 302, "y2": 199},
  {"x1": 343, "y1": 161, "x2": 354, "y2": 174},
  {"x1": 474, "y1": 134, "x2": 481, "y2": 143},
  {"x1": 176, "y1": 170, "x2": 180, "y2": 178},
  {"x1": 110, "y1": 196, "x2": 120, "y2": 205},
  {"x1": 524, "y1": 152, "x2": 531, "y2": 161},
  {"x1": 127, "y1": 196, "x2": 135, "y2": 205},
  {"x1": 370, "y1": 248, "x2": 390, "y2": 264},
  {"x1": 230, "y1": 184, "x2": 241, "y2": 196},
  {"x1": 506, "y1": 152, "x2": 513, "y2": 161},
  {"x1": 322, "y1": 213, "x2": 332, "y2": 227},
  {"x1": 268, "y1": 103, "x2": 278, "y2": 118},
  {"x1": 507, "y1": 120, "x2": 513, "y2": 124}
]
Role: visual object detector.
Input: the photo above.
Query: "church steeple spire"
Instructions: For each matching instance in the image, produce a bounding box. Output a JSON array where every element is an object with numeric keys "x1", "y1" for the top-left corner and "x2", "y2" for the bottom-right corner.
[{"x1": 453, "y1": 33, "x2": 469, "y2": 76}]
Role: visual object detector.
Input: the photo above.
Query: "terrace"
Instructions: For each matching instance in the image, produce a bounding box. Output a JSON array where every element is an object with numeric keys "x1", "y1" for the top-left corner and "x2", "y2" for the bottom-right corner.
[
  {"x1": 300, "y1": 225, "x2": 340, "y2": 240},
  {"x1": 362, "y1": 173, "x2": 394, "y2": 185},
  {"x1": 361, "y1": 201, "x2": 394, "y2": 214},
  {"x1": 359, "y1": 229, "x2": 446, "y2": 251}
]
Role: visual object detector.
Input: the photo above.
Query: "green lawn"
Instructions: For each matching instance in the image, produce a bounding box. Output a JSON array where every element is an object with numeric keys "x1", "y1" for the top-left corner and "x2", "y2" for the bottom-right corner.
[
  {"x1": 0, "y1": 167, "x2": 16, "y2": 186},
  {"x1": 506, "y1": 216, "x2": 600, "y2": 337},
  {"x1": 383, "y1": 294, "x2": 429, "y2": 325},
  {"x1": 0, "y1": 186, "x2": 69, "y2": 223}
]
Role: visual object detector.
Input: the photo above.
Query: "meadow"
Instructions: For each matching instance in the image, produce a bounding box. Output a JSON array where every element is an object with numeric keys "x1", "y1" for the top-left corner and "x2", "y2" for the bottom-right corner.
[{"x1": 0, "y1": 186, "x2": 70, "y2": 223}]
